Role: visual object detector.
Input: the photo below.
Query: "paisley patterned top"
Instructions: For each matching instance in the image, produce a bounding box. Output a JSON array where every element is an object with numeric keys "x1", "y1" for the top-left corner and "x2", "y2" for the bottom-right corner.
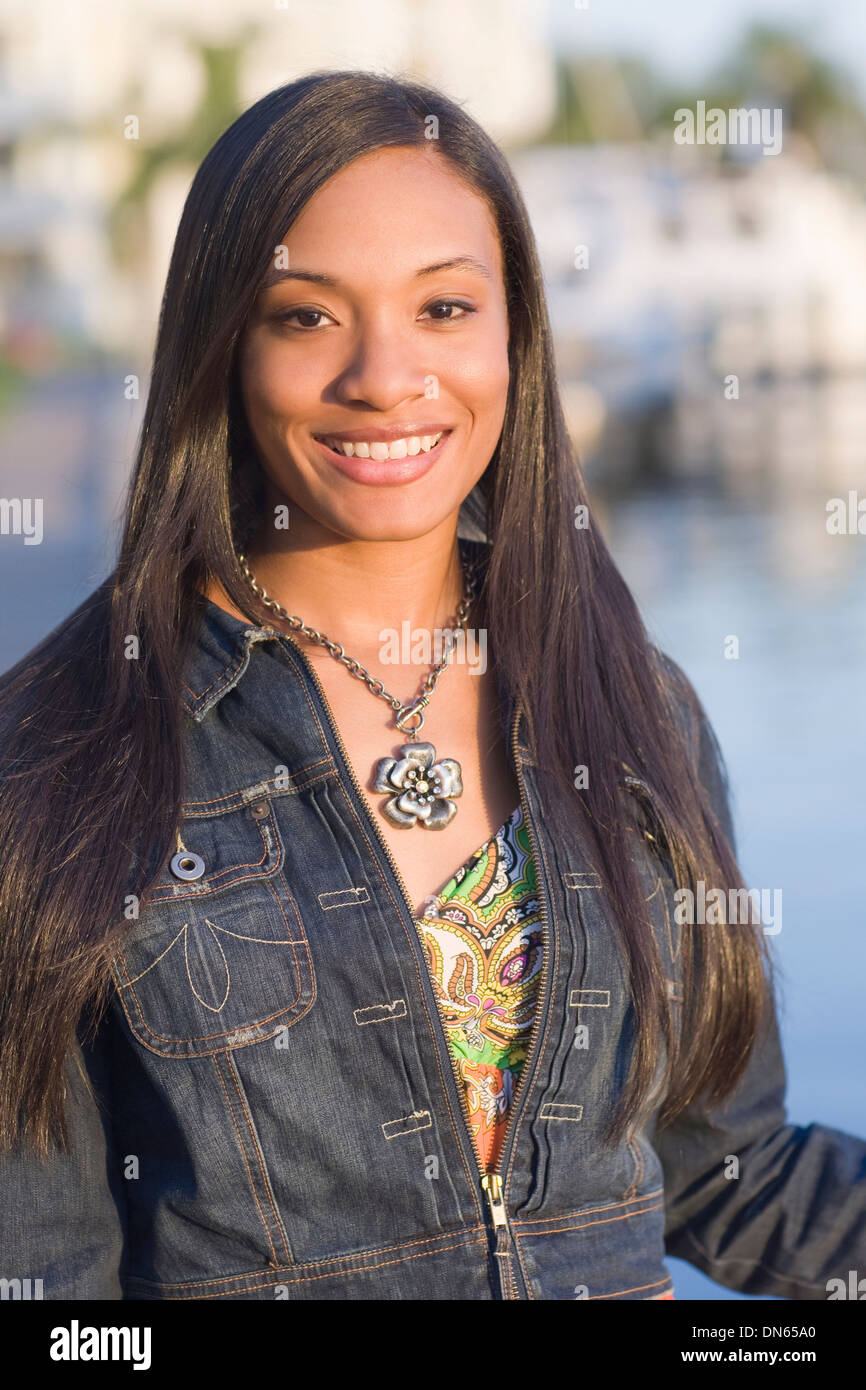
[{"x1": 414, "y1": 803, "x2": 542, "y2": 1174}]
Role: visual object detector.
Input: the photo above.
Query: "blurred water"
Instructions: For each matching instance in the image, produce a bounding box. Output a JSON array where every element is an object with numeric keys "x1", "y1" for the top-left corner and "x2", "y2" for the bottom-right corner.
[
  {"x1": 606, "y1": 489, "x2": 866, "y2": 1299},
  {"x1": 0, "y1": 369, "x2": 135, "y2": 660}
]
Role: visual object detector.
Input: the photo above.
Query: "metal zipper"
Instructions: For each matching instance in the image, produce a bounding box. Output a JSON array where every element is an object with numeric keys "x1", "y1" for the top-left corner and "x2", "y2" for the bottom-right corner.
[
  {"x1": 276, "y1": 626, "x2": 550, "y2": 1301},
  {"x1": 490, "y1": 698, "x2": 553, "y2": 1298}
]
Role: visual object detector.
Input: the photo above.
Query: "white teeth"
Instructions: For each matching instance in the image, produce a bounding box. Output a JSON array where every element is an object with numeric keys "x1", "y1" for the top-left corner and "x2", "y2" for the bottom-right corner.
[{"x1": 322, "y1": 431, "x2": 445, "y2": 459}]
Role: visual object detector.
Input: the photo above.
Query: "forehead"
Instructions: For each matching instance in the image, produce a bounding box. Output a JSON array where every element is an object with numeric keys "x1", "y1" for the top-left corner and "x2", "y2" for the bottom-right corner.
[{"x1": 266, "y1": 146, "x2": 504, "y2": 288}]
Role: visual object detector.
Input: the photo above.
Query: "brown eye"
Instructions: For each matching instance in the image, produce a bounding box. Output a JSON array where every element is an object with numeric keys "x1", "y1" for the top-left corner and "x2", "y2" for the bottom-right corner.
[
  {"x1": 422, "y1": 299, "x2": 476, "y2": 322},
  {"x1": 275, "y1": 307, "x2": 333, "y2": 329}
]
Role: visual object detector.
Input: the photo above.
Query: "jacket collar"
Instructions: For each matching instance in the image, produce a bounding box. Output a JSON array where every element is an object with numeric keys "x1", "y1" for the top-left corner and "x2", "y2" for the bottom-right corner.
[
  {"x1": 182, "y1": 535, "x2": 493, "y2": 725},
  {"x1": 182, "y1": 609, "x2": 284, "y2": 722}
]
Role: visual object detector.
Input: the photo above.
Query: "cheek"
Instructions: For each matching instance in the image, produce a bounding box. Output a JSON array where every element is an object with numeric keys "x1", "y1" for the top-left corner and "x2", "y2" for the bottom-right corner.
[
  {"x1": 240, "y1": 336, "x2": 314, "y2": 426},
  {"x1": 456, "y1": 335, "x2": 510, "y2": 424},
  {"x1": 446, "y1": 323, "x2": 510, "y2": 407}
]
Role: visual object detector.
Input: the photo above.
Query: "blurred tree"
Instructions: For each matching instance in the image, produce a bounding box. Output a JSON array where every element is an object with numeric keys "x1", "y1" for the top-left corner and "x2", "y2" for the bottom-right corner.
[
  {"x1": 656, "y1": 25, "x2": 866, "y2": 178},
  {"x1": 544, "y1": 53, "x2": 660, "y2": 144},
  {"x1": 714, "y1": 25, "x2": 862, "y2": 130},
  {"x1": 543, "y1": 24, "x2": 866, "y2": 181},
  {"x1": 105, "y1": 28, "x2": 259, "y2": 268}
]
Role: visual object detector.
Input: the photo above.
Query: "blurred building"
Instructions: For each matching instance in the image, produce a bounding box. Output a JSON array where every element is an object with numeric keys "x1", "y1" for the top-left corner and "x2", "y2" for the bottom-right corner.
[
  {"x1": 511, "y1": 139, "x2": 866, "y2": 494},
  {"x1": 0, "y1": 0, "x2": 557, "y2": 359}
]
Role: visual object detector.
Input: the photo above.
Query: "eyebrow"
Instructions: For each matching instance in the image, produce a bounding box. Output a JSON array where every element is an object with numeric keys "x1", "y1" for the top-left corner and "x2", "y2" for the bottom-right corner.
[{"x1": 260, "y1": 254, "x2": 494, "y2": 291}]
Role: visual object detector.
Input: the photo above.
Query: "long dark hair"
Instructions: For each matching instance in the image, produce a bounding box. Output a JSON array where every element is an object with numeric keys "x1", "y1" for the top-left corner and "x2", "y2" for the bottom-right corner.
[{"x1": 0, "y1": 69, "x2": 773, "y2": 1156}]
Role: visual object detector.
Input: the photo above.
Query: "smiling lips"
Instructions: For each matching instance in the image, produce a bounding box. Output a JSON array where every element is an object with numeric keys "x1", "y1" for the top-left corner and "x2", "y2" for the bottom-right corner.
[{"x1": 313, "y1": 427, "x2": 451, "y2": 459}]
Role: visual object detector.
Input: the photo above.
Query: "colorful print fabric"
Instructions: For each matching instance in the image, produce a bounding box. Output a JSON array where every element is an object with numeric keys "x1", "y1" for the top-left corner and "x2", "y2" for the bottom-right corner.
[{"x1": 415, "y1": 804, "x2": 542, "y2": 1173}]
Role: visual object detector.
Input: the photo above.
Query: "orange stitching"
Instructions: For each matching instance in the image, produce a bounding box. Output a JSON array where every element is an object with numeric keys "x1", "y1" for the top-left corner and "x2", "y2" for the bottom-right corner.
[
  {"x1": 589, "y1": 1276, "x2": 672, "y2": 1299},
  {"x1": 117, "y1": 948, "x2": 314, "y2": 1052},
  {"x1": 182, "y1": 628, "x2": 285, "y2": 706},
  {"x1": 513, "y1": 1199, "x2": 664, "y2": 1238},
  {"x1": 263, "y1": 875, "x2": 317, "y2": 1025},
  {"x1": 146, "y1": 818, "x2": 274, "y2": 902},
  {"x1": 225, "y1": 1052, "x2": 291, "y2": 1266},
  {"x1": 117, "y1": 925, "x2": 187, "y2": 988},
  {"x1": 111, "y1": 877, "x2": 315, "y2": 1052},
  {"x1": 182, "y1": 625, "x2": 299, "y2": 712},
  {"x1": 125, "y1": 1234, "x2": 490, "y2": 1298},
  {"x1": 145, "y1": 860, "x2": 284, "y2": 904},
  {"x1": 212, "y1": 1053, "x2": 278, "y2": 1265},
  {"x1": 183, "y1": 664, "x2": 243, "y2": 704},
  {"x1": 129, "y1": 1226, "x2": 489, "y2": 1289},
  {"x1": 184, "y1": 921, "x2": 230, "y2": 1012},
  {"x1": 180, "y1": 762, "x2": 333, "y2": 812},
  {"x1": 514, "y1": 1187, "x2": 664, "y2": 1226}
]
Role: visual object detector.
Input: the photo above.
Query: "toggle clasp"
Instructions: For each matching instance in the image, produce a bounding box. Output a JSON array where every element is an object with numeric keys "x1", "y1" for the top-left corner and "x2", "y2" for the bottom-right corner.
[{"x1": 395, "y1": 695, "x2": 429, "y2": 739}]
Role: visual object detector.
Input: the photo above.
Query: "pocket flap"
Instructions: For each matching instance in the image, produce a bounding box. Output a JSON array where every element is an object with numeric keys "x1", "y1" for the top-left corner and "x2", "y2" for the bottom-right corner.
[{"x1": 112, "y1": 797, "x2": 315, "y2": 1057}]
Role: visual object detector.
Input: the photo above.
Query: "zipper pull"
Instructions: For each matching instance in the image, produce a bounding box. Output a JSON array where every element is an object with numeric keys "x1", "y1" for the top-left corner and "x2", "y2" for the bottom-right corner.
[
  {"x1": 481, "y1": 1172, "x2": 512, "y2": 1282},
  {"x1": 481, "y1": 1173, "x2": 508, "y2": 1230}
]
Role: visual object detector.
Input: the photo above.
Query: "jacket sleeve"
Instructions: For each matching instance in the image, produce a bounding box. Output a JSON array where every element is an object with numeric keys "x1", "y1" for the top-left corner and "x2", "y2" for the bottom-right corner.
[
  {"x1": 0, "y1": 1015, "x2": 126, "y2": 1299},
  {"x1": 653, "y1": 670, "x2": 866, "y2": 1299}
]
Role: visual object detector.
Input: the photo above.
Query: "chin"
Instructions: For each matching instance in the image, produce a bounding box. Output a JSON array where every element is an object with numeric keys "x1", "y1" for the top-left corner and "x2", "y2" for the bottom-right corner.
[
  {"x1": 316, "y1": 495, "x2": 462, "y2": 544},
  {"x1": 330, "y1": 514, "x2": 455, "y2": 544}
]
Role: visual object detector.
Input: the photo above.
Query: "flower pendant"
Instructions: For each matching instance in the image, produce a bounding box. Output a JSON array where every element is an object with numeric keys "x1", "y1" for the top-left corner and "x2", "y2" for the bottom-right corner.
[{"x1": 372, "y1": 741, "x2": 463, "y2": 829}]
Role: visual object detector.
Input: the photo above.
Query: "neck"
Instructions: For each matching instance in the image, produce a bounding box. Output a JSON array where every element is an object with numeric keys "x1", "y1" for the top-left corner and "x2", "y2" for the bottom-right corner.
[{"x1": 240, "y1": 515, "x2": 471, "y2": 664}]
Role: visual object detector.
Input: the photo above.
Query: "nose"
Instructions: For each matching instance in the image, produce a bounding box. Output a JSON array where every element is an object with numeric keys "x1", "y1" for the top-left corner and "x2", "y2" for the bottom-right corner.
[{"x1": 334, "y1": 317, "x2": 432, "y2": 411}]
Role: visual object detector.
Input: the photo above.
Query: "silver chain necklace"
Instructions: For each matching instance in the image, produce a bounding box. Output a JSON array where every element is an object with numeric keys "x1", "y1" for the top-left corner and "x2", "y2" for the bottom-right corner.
[{"x1": 237, "y1": 551, "x2": 476, "y2": 831}]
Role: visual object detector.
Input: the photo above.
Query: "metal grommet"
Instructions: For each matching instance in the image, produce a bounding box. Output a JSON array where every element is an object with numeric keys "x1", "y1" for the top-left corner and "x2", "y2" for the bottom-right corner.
[
  {"x1": 170, "y1": 850, "x2": 206, "y2": 881},
  {"x1": 250, "y1": 802, "x2": 268, "y2": 819}
]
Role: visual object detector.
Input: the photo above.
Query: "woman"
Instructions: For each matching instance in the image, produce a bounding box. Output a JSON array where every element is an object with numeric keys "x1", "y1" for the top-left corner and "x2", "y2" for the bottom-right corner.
[{"x1": 1, "y1": 71, "x2": 863, "y2": 1302}]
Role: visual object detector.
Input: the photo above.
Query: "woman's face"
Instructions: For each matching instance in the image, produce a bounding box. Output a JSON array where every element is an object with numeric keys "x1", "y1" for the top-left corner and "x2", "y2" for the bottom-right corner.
[{"x1": 237, "y1": 145, "x2": 510, "y2": 545}]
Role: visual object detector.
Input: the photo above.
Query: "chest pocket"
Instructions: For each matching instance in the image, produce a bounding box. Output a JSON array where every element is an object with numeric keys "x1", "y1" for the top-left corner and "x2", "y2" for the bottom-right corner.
[{"x1": 111, "y1": 795, "x2": 315, "y2": 1058}]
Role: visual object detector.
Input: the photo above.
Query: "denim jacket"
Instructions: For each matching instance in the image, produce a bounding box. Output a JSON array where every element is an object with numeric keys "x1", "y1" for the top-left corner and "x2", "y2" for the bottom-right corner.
[{"x1": 3, "y1": 535, "x2": 865, "y2": 1301}]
